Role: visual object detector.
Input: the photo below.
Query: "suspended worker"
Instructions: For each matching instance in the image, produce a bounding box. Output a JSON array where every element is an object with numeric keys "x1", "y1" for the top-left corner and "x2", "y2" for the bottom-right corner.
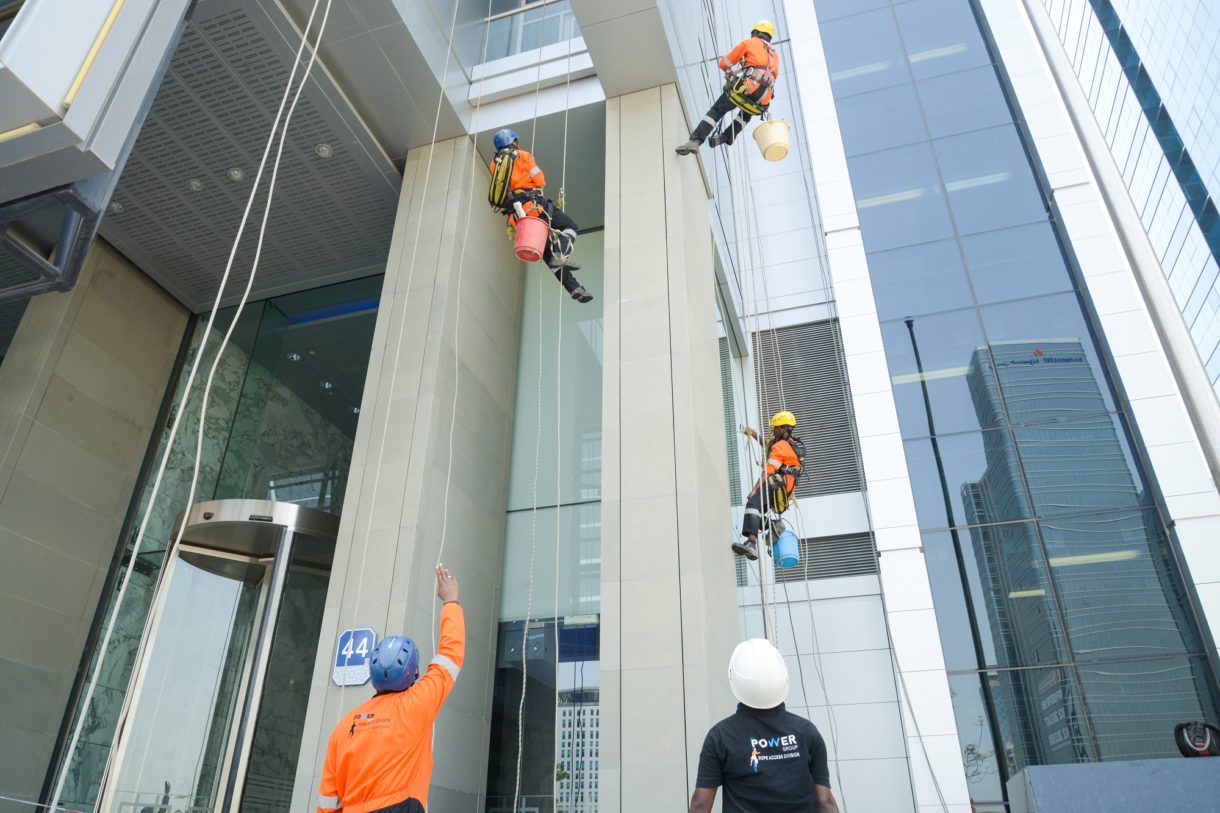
[
  {"x1": 488, "y1": 128, "x2": 593, "y2": 303},
  {"x1": 689, "y1": 639, "x2": 839, "y2": 813},
  {"x1": 317, "y1": 564, "x2": 464, "y2": 813},
  {"x1": 676, "y1": 20, "x2": 780, "y2": 156},
  {"x1": 733, "y1": 410, "x2": 804, "y2": 560}
]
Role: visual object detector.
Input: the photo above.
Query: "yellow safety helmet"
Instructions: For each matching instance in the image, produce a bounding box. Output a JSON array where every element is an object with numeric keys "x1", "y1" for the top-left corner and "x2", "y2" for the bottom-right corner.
[
  {"x1": 751, "y1": 19, "x2": 777, "y2": 40},
  {"x1": 770, "y1": 410, "x2": 796, "y2": 428}
]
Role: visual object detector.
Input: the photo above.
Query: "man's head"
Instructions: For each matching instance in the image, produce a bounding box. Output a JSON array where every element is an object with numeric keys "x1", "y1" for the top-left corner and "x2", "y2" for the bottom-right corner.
[
  {"x1": 728, "y1": 638, "x2": 789, "y2": 708},
  {"x1": 769, "y1": 410, "x2": 796, "y2": 439},
  {"x1": 750, "y1": 19, "x2": 776, "y2": 42},
  {"x1": 493, "y1": 128, "x2": 520, "y2": 151},
  {"x1": 369, "y1": 635, "x2": 420, "y2": 693}
]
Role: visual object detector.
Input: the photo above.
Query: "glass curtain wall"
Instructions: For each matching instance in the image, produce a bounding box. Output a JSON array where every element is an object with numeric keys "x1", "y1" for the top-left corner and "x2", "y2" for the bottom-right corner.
[
  {"x1": 816, "y1": 0, "x2": 1219, "y2": 809},
  {"x1": 484, "y1": 0, "x2": 580, "y2": 62},
  {"x1": 485, "y1": 233, "x2": 603, "y2": 813},
  {"x1": 1039, "y1": 0, "x2": 1220, "y2": 391},
  {"x1": 50, "y1": 276, "x2": 381, "y2": 812}
]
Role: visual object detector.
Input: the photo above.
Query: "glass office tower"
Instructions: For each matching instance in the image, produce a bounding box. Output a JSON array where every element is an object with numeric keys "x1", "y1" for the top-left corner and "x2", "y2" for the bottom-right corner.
[
  {"x1": 1039, "y1": 0, "x2": 1220, "y2": 390},
  {"x1": 815, "y1": 0, "x2": 1220, "y2": 806}
]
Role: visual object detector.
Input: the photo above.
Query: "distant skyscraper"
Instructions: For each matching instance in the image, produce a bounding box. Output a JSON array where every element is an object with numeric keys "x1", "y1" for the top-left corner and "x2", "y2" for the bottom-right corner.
[{"x1": 963, "y1": 340, "x2": 1208, "y2": 762}]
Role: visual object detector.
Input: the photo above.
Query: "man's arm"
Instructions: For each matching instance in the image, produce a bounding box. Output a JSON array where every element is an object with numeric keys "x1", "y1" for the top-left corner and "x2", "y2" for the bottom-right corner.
[
  {"x1": 401, "y1": 565, "x2": 465, "y2": 717},
  {"x1": 816, "y1": 785, "x2": 839, "y2": 813},
  {"x1": 688, "y1": 787, "x2": 717, "y2": 813},
  {"x1": 316, "y1": 729, "x2": 342, "y2": 813},
  {"x1": 719, "y1": 39, "x2": 747, "y2": 72}
]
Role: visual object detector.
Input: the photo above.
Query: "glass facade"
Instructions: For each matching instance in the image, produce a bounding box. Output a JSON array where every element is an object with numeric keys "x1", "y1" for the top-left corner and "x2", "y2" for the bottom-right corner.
[
  {"x1": 817, "y1": 0, "x2": 1219, "y2": 808},
  {"x1": 51, "y1": 277, "x2": 381, "y2": 811},
  {"x1": 485, "y1": 0, "x2": 580, "y2": 62},
  {"x1": 1040, "y1": 0, "x2": 1220, "y2": 393},
  {"x1": 485, "y1": 234, "x2": 603, "y2": 812}
]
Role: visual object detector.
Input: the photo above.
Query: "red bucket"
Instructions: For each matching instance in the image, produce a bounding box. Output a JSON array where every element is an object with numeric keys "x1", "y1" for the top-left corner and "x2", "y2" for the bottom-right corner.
[{"x1": 513, "y1": 216, "x2": 549, "y2": 263}]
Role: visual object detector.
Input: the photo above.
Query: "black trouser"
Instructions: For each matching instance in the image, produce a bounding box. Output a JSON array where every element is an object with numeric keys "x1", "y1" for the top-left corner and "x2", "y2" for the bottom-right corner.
[
  {"x1": 542, "y1": 204, "x2": 582, "y2": 293},
  {"x1": 742, "y1": 488, "x2": 767, "y2": 537},
  {"x1": 690, "y1": 92, "x2": 754, "y2": 146},
  {"x1": 369, "y1": 798, "x2": 424, "y2": 813}
]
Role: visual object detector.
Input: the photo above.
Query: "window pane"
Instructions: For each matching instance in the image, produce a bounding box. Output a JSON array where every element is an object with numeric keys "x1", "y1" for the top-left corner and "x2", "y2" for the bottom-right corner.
[
  {"x1": 836, "y1": 83, "x2": 927, "y2": 156},
  {"x1": 1076, "y1": 657, "x2": 1220, "y2": 761},
  {"x1": 961, "y1": 223, "x2": 1074, "y2": 304},
  {"x1": 918, "y1": 65, "x2": 1012, "y2": 138},
  {"x1": 1012, "y1": 414, "x2": 1147, "y2": 516},
  {"x1": 894, "y1": 0, "x2": 993, "y2": 79},
  {"x1": 815, "y1": 0, "x2": 889, "y2": 22},
  {"x1": 986, "y1": 666, "x2": 1096, "y2": 770},
  {"x1": 933, "y1": 126, "x2": 1048, "y2": 235},
  {"x1": 821, "y1": 8, "x2": 912, "y2": 97},
  {"x1": 904, "y1": 429, "x2": 1027, "y2": 529},
  {"x1": 1041, "y1": 509, "x2": 1204, "y2": 660},
  {"x1": 977, "y1": 293, "x2": 1118, "y2": 417},
  {"x1": 868, "y1": 240, "x2": 974, "y2": 321},
  {"x1": 882, "y1": 308, "x2": 995, "y2": 437},
  {"x1": 849, "y1": 142, "x2": 955, "y2": 251},
  {"x1": 945, "y1": 672, "x2": 1009, "y2": 807},
  {"x1": 501, "y1": 502, "x2": 602, "y2": 621}
]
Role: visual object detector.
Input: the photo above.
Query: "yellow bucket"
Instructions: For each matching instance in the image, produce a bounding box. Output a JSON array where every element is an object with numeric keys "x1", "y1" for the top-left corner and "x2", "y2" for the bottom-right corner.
[{"x1": 753, "y1": 119, "x2": 790, "y2": 162}]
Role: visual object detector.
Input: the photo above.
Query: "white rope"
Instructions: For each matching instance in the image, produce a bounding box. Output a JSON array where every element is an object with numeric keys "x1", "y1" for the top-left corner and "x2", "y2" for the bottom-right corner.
[
  {"x1": 550, "y1": 29, "x2": 577, "y2": 812},
  {"x1": 49, "y1": 3, "x2": 332, "y2": 808},
  {"x1": 315, "y1": 0, "x2": 464, "y2": 768},
  {"x1": 512, "y1": 24, "x2": 554, "y2": 813}
]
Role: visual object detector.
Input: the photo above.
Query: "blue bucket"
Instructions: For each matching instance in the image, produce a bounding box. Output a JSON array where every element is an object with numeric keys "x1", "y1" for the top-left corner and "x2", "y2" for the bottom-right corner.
[{"x1": 775, "y1": 529, "x2": 800, "y2": 569}]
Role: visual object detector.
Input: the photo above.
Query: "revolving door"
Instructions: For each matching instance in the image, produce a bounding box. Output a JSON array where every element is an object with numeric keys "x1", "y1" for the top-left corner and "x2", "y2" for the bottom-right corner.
[{"x1": 98, "y1": 499, "x2": 337, "y2": 813}]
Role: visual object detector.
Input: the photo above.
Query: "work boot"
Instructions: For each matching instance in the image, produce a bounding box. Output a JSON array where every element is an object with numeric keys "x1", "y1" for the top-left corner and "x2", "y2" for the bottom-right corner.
[
  {"x1": 708, "y1": 132, "x2": 726, "y2": 148},
  {"x1": 674, "y1": 138, "x2": 701, "y2": 156},
  {"x1": 570, "y1": 286, "x2": 594, "y2": 303},
  {"x1": 731, "y1": 538, "x2": 759, "y2": 560},
  {"x1": 548, "y1": 259, "x2": 582, "y2": 273}
]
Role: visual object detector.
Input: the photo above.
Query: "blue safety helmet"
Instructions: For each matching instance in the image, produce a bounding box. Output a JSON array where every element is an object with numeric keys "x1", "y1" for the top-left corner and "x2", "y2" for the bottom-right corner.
[
  {"x1": 369, "y1": 635, "x2": 420, "y2": 693},
  {"x1": 493, "y1": 128, "x2": 519, "y2": 150}
]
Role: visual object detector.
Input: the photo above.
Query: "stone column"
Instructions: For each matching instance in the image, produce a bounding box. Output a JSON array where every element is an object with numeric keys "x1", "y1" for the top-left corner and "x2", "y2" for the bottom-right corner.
[
  {"x1": 292, "y1": 135, "x2": 524, "y2": 810},
  {"x1": 599, "y1": 84, "x2": 740, "y2": 810}
]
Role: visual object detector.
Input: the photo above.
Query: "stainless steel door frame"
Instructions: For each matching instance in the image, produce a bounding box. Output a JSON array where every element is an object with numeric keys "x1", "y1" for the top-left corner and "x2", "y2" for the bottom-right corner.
[{"x1": 97, "y1": 499, "x2": 338, "y2": 813}]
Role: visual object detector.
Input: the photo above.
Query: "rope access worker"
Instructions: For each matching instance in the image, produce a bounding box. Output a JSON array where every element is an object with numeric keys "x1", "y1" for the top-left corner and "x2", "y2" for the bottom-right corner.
[
  {"x1": 676, "y1": 20, "x2": 780, "y2": 155},
  {"x1": 488, "y1": 128, "x2": 593, "y2": 303},
  {"x1": 317, "y1": 564, "x2": 464, "y2": 813},
  {"x1": 689, "y1": 639, "x2": 839, "y2": 813},
  {"x1": 733, "y1": 410, "x2": 804, "y2": 561}
]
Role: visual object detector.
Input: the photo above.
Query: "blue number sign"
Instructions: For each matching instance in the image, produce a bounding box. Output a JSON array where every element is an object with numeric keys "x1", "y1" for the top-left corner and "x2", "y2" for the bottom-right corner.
[{"x1": 332, "y1": 627, "x2": 377, "y2": 687}]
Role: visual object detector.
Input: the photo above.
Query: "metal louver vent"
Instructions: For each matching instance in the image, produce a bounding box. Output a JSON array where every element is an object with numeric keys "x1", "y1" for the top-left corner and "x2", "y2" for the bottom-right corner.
[
  {"x1": 753, "y1": 320, "x2": 862, "y2": 496},
  {"x1": 735, "y1": 553, "x2": 748, "y2": 587},
  {"x1": 775, "y1": 533, "x2": 877, "y2": 582},
  {"x1": 720, "y1": 337, "x2": 743, "y2": 505}
]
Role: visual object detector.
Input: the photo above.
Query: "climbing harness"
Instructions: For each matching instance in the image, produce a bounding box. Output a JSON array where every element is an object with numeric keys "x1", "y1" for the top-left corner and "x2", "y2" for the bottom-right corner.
[{"x1": 724, "y1": 61, "x2": 776, "y2": 117}]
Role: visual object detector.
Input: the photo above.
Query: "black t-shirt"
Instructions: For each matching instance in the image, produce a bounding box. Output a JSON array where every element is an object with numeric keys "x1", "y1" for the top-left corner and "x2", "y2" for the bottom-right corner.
[{"x1": 695, "y1": 703, "x2": 829, "y2": 812}]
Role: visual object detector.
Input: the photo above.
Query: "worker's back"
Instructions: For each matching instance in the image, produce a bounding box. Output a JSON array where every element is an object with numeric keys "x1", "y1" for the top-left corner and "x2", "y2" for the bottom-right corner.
[{"x1": 319, "y1": 601, "x2": 464, "y2": 813}]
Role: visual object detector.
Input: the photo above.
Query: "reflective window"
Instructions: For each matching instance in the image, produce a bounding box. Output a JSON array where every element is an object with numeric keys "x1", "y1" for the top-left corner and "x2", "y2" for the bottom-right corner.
[
  {"x1": 917, "y1": 66, "x2": 1012, "y2": 139},
  {"x1": 484, "y1": 0, "x2": 580, "y2": 62},
  {"x1": 961, "y1": 223, "x2": 1074, "y2": 304},
  {"x1": 836, "y1": 83, "x2": 926, "y2": 157},
  {"x1": 827, "y1": 0, "x2": 1220, "y2": 795},
  {"x1": 849, "y1": 142, "x2": 955, "y2": 252},
  {"x1": 821, "y1": 8, "x2": 912, "y2": 96},
  {"x1": 933, "y1": 126, "x2": 1048, "y2": 235},
  {"x1": 868, "y1": 239, "x2": 974, "y2": 321}
]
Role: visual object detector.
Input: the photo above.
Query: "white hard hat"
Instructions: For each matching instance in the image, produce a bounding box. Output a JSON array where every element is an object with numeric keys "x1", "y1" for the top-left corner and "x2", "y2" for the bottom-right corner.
[{"x1": 728, "y1": 638, "x2": 789, "y2": 709}]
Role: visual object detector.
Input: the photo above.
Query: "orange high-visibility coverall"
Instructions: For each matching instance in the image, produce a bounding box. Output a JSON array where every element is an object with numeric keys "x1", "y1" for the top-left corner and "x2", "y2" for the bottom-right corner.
[
  {"x1": 719, "y1": 36, "x2": 780, "y2": 107},
  {"x1": 490, "y1": 147, "x2": 546, "y2": 226},
  {"x1": 317, "y1": 603, "x2": 465, "y2": 813}
]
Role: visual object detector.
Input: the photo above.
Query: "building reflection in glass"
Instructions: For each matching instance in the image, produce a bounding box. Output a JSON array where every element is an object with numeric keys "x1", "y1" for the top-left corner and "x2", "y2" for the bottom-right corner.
[{"x1": 959, "y1": 340, "x2": 1214, "y2": 769}]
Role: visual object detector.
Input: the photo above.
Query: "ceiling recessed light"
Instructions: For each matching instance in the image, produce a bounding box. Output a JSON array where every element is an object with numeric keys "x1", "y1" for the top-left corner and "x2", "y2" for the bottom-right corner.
[
  {"x1": 188, "y1": 178, "x2": 205, "y2": 192},
  {"x1": 319, "y1": 380, "x2": 333, "y2": 390},
  {"x1": 286, "y1": 352, "x2": 301, "y2": 362},
  {"x1": 108, "y1": 201, "x2": 126, "y2": 214},
  {"x1": 227, "y1": 167, "x2": 246, "y2": 182},
  {"x1": 315, "y1": 143, "x2": 334, "y2": 158}
]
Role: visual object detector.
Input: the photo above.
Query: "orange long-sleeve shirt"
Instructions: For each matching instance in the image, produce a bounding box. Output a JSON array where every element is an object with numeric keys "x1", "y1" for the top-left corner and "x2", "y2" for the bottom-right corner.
[
  {"x1": 719, "y1": 36, "x2": 780, "y2": 106},
  {"x1": 489, "y1": 147, "x2": 546, "y2": 225},
  {"x1": 766, "y1": 438, "x2": 801, "y2": 493},
  {"x1": 317, "y1": 603, "x2": 466, "y2": 813}
]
